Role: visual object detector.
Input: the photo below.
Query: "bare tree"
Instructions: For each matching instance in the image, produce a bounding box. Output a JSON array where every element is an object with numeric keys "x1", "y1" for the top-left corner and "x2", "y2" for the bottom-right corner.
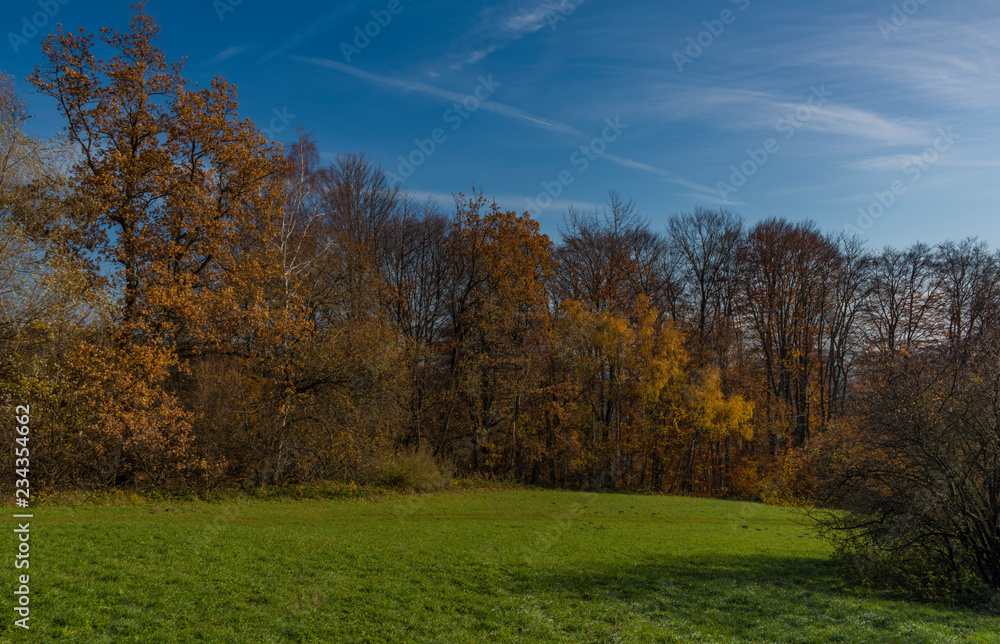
[
  {"x1": 667, "y1": 207, "x2": 743, "y2": 368},
  {"x1": 862, "y1": 243, "x2": 940, "y2": 357},
  {"x1": 934, "y1": 238, "x2": 1000, "y2": 359},
  {"x1": 738, "y1": 218, "x2": 838, "y2": 447},
  {"x1": 317, "y1": 151, "x2": 401, "y2": 321},
  {"x1": 816, "y1": 234, "x2": 872, "y2": 422},
  {"x1": 553, "y1": 191, "x2": 670, "y2": 317}
]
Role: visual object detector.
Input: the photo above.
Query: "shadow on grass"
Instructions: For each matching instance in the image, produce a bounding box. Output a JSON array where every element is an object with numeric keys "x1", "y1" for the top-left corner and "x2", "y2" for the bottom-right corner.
[{"x1": 508, "y1": 554, "x2": 991, "y2": 643}]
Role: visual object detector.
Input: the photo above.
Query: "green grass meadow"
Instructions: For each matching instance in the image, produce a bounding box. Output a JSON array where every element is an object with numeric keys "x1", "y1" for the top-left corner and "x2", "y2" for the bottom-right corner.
[{"x1": 1, "y1": 489, "x2": 997, "y2": 642}]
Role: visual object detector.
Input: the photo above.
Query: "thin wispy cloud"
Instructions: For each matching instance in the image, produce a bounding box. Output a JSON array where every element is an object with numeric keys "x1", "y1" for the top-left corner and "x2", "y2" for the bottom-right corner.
[
  {"x1": 296, "y1": 54, "x2": 723, "y2": 204},
  {"x1": 295, "y1": 56, "x2": 713, "y2": 194},
  {"x1": 503, "y1": 4, "x2": 558, "y2": 33},
  {"x1": 602, "y1": 153, "x2": 719, "y2": 196},
  {"x1": 644, "y1": 86, "x2": 930, "y2": 146},
  {"x1": 850, "y1": 155, "x2": 926, "y2": 171},
  {"x1": 793, "y1": 103, "x2": 928, "y2": 145},
  {"x1": 205, "y1": 46, "x2": 247, "y2": 65},
  {"x1": 679, "y1": 192, "x2": 745, "y2": 207},
  {"x1": 851, "y1": 154, "x2": 1000, "y2": 172},
  {"x1": 446, "y1": 0, "x2": 585, "y2": 71},
  {"x1": 520, "y1": 196, "x2": 605, "y2": 214},
  {"x1": 812, "y1": 18, "x2": 1000, "y2": 112},
  {"x1": 293, "y1": 56, "x2": 582, "y2": 135},
  {"x1": 259, "y1": 5, "x2": 361, "y2": 63}
]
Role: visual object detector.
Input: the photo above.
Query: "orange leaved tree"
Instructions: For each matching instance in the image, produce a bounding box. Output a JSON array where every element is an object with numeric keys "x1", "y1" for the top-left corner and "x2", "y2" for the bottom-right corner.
[{"x1": 29, "y1": 5, "x2": 297, "y2": 487}]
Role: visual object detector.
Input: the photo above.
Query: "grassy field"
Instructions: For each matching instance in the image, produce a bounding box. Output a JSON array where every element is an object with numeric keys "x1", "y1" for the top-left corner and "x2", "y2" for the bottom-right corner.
[{"x1": 1, "y1": 488, "x2": 997, "y2": 643}]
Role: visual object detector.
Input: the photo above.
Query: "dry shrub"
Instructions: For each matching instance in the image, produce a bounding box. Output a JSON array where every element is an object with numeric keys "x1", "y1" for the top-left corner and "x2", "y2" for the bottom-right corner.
[
  {"x1": 182, "y1": 317, "x2": 413, "y2": 487},
  {"x1": 380, "y1": 446, "x2": 452, "y2": 492},
  {"x1": 728, "y1": 458, "x2": 762, "y2": 499},
  {"x1": 755, "y1": 448, "x2": 815, "y2": 507},
  {"x1": 29, "y1": 337, "x2": 209, "y2": 491}
]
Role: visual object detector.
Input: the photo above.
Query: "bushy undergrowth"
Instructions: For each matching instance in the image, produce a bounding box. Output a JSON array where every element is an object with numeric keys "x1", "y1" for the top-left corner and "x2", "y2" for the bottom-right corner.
[
  {"x1": 379, "y1": 447, "x2": 453, "y2": 492},
  {"x1": 829, "y1": 533, "x2": 999, "y2": 611},
  {"x1": 22, "y1": 481, "x2": 396, "y2": 507}
]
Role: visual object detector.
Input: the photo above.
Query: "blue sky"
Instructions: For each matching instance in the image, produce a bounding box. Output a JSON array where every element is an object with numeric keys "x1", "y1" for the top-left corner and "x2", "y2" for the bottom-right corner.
[{"x1": 2, "y1": 0, "x2": 999, "y2": 248}]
